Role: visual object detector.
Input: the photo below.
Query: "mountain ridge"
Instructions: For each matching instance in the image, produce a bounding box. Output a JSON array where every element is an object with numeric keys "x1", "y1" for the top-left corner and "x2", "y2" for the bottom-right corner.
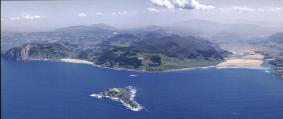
[{"x1": 3, "y1": 31, "x2": 231, "y2": 71}]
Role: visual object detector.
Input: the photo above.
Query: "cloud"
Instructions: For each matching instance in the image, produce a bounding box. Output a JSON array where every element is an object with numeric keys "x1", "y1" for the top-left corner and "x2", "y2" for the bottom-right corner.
[
  {"x1": 95, "y1": 12, "x2": 103, "y2": 15},
  {"x1": 8, "y1": 14, "x2": 41, "y2": 21},
  {"x1": 270, "y1": 7, "x2": 283, "y2": 12},
  {"x1": 232, "y1": 6, "x2": 255, "y2": 12},
  {"x1": 21, "y1": 14, "x2": 41, "y2": 20},
  {"x1": 78, "y1": 12, "x2": 87, "y2": 17},
  {"x1": 222, "y1": 6, "x2": 283, "y2": 12},
  {"x1": 147, "y1": 7, "x2": 160, "y2": 12},
  {"x1": 150, "y1": 0, "x2": 215, "y2": 10},
  {"x1": 112, "y1": 11, "x2": 128, "y2": 15}
]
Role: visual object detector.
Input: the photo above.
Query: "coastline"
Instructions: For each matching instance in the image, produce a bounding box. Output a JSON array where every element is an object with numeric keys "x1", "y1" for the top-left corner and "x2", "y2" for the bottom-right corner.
[
  {"x1": 3, "y1": 57, "x2": 269, "y2": 73},
  {"x1": 216, "y1": 59, "x2": 266, "y2": 70},
  {"x1": 56, "y1": 58, "x2": 269, "y2": 73},
  {"x1": 56, "y1": 56, "x2": 268, "y2": 72},
  {"x1": 59, "y1": 58, "x2": 94, "y2": 65}
]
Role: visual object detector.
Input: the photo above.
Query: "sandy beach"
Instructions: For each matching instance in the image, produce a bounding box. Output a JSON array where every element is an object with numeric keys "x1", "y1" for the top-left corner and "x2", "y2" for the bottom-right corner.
[
  {"x1": 59, "y1": 58, "x2": 94, "y2": 65},
  {"x1": 216, "y1": 47, "x2": 265, "y2": 69},
  {"x1": 58, "y1": 46, "x2": 266, "y2": 72}
]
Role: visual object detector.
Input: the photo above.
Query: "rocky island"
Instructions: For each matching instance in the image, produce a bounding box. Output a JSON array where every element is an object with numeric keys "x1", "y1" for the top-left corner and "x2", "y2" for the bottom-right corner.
[{"x1": 90, "y1": 86, "x2": 142, "y2": 111}]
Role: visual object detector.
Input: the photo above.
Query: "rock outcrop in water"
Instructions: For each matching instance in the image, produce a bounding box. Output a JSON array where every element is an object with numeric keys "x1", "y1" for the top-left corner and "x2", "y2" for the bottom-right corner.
[{"x1": 90, "y1": 86, "x2": 142, "y2": 111}]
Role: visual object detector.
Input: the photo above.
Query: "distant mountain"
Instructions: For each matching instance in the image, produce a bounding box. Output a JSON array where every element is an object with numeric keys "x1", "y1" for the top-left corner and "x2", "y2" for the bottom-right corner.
[
  {"x1": 170, "y1": 19, "x2": 224, "y2": 35},
  {"x1": 101, "y1": 33, "x2": 142, "y2": 47},
  {"x1": 1, "y1": 24, "x2": 117, "y2": 51},
  {"x1": 55, "y1": 23, "x2": 116, "y2": 35},
  {"x1": 168, "y1": 19, "x2": 274, "y2": 43},
  {"x1": 268, "y1": 32, "x2": 283, "y2": 44},
  {"x1": 123, "y1": 26, "x2": 169, "y2": 39},
  {"x1": 2, "y1": 31, "x2": 231, "y2": 71},
  {"x1": 2, "y1": 20, "x2": 277, "y2": 52}
]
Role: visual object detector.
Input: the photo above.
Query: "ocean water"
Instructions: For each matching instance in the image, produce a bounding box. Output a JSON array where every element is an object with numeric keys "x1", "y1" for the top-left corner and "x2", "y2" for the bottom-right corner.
[{"x1": 2, "y1": 59, "x2": 283, "y2": 119}]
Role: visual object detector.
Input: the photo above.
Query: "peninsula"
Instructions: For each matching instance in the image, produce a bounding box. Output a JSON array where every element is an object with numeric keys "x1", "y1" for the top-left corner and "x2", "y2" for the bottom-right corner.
[{"x1": 2, "y1": 29, "x2": 231, "y2": 71}]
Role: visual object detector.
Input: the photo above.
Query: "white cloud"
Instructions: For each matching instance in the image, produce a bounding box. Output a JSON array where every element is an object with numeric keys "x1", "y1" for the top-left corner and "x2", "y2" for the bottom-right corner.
[
  {"x1": 223, "y1": 6, "x2": 283, "y2": 12},
  {"x1": 7, "y1": 14, "x2": 41, "y2": 21},
  {"x1": 150, "y1": 0, "x2": 282, "y2": 12},
  {"x1": 112, "y1": 11, "x2": 128, "y2": 15},
  {"x1": 78, "y1": 12, "x2": 88, "y2": 17},
  {"x1": 270, "y1": 7, "x2": 283, "y2": 12},
  {"x1": 96, "y1": 12, "x2": 103, "y2": 15},
  {"x1": 21, "y1": 14, "x2": 41, "y2": 20},
  {"x1": 150, "y1": 0, "x2": 215, "y2": 10},
  {"x1": 151, "y1": 0, "x2": 174, "y2": 9},
  {"x1": 232, "y1": 6, "x2": 255, "y2": 12},
  {"x1": 147, "y1": 7, "x2": 160, "y2": 12}
]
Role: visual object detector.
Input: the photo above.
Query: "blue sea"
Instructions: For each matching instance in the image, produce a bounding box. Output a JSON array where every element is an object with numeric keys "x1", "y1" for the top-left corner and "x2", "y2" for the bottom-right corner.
[{"x1": 2, "y1": 59, "x2": 283, "y2": 119}]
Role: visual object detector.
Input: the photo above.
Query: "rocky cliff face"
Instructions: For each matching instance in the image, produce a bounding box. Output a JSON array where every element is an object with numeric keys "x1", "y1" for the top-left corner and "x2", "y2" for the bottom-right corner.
[{"x1": 2, "y1": 43, "x2": 72, "y2": 60}]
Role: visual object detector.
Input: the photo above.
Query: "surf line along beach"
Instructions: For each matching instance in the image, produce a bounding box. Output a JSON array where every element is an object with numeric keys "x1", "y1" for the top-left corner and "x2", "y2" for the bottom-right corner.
[{"x1": 59, "y1": 58, "x2": 94, "y2": 65}]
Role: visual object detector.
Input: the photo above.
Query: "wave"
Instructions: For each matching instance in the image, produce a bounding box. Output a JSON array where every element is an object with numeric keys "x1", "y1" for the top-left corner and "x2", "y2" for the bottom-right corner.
[
  {"x1": 90, "y1": 93, "x2": 103, "y2": 98},
  {"x1": 126, "y1": 86, "x2": 136, "y2": 99},
  {"x1": 129, "y1": 74, "x2": 137, "y2": 77},
  {"x1": 264, "y1": 70, "x2": 271, "y2": 73}
]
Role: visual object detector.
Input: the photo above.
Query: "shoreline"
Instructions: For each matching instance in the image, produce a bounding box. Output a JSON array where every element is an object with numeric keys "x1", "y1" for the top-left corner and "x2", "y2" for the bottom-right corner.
[
  {"x1": 23, "y1": 58, "x2": 269, "y2": 73},
  {"x1": 215, "y1": 49, "x2": 270, "y2": 70},
  {"x1": 58, "y1": 58, "x2": 269, "y2": 72},
  {"x1": 59, "y1": 58, "x2": 94, "y2": 65}
]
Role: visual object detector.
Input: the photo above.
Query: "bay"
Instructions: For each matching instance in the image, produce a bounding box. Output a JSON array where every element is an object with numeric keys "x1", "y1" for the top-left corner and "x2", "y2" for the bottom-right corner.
[{"x1": 2, "y1": 59, "x2": 283, "y2": 119}]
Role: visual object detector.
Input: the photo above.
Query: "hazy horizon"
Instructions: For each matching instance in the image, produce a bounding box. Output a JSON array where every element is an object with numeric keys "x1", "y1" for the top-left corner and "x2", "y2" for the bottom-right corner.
[{"x1": 1, "y1": 0, "x2": 283, "y2": 32}]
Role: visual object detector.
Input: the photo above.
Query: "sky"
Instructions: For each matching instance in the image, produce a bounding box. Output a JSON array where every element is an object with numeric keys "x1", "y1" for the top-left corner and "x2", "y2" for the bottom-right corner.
[{"x1": 1, "y1": 0, "x2": 283, "y2": 31}]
